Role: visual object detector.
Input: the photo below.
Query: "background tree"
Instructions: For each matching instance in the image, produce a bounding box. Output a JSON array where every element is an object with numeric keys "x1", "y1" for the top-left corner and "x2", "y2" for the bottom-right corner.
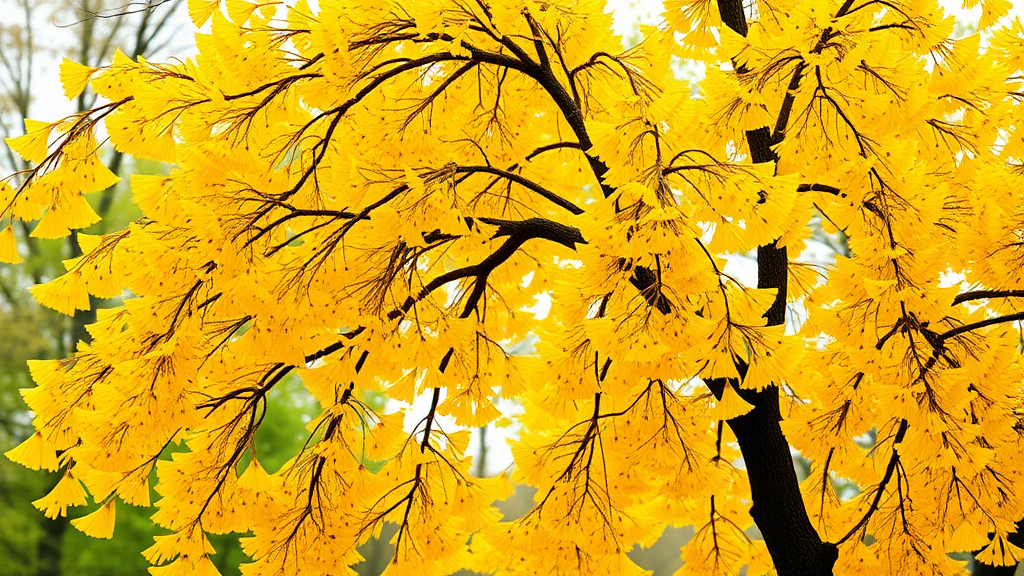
[
  {"x1": 0, "y1": 1, "x2": 186, "y2": 574},
  {"x1": 4, "y1": 1, "x2": 1024, "y2": 576}
]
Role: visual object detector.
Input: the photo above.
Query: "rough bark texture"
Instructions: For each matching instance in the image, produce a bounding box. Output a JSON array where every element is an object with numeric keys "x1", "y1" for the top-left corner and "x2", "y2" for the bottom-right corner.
[{"x1": 710, "y1": 1, "x2": 839, "y2": 574}]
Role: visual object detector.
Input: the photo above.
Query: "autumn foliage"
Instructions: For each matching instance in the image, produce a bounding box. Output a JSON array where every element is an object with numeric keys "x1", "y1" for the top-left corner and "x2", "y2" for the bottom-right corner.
[{"x1": 4, "y1": 0, "x2": 1024, "y2": 574}]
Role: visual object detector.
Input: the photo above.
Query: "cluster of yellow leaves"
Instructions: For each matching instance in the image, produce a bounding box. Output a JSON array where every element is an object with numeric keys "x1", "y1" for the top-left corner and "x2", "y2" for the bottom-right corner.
[{"x1": 2, "y1": 0, "x2": 1024, "y2": 575}]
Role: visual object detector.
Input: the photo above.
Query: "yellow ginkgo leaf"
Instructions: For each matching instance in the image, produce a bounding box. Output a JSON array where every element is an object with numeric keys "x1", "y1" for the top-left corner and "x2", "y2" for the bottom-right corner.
[
  {"x1": 31, "y1": 208, "x2": 72, "y2": 239},
  {"x1": 32, "y1": 470, "x2": 88, "y2": 519},
  {"x1": 83, "y1": 466, "x2": 151, "y2": 507},
  {"x1": 117, "y1": 473, "x2": 152, "y2": 507},
  {"x1": 71, "y1": 499, "x2": 117, "y2": 539},
  {"x1": 130, "y1": 174, "x2": 172, "y2": 216},
  {"x1": 703, "y1": 343, "x2": 742, "y2": 380},
  {"x1": 4, "y1": 119, "x2": 54, "y2": 164},
  {"x1": 976, "y1": 533, "x2": 1024, "y2": 567},
  {"x1": 980, "y1": 0, "x2": 1012, "y2": 29},
  {"x1": 60, "y1": 194, "x2": 102, "y2": 230},
  {"x1": 191, "y1": 555, "x2": 222, "y2": 576},
  {"x1": 237, "y1": 458, "x2": 273, "y2": 493},
  {"x1": 29, "y1": 271, "x2": 91, "y2": 315},
  {"x1": 60, "y1": 59, "x2": 99, "y2": 101},
  {"x1": 948, "y1": 522, "x2": 991, "y2": 553},
  {"x1": 63, "y1": 136, "x2": 121, "y2": 193},
  {"x1": 709, "y1": 384, "x2": 754, "y2": 420},
  {"x1": 143, "y1": 527, "x2": 216, "y2": 566},
  {"x1": 147, "y1": 557, "x2": 190, "y2": 576},
  {"x1": 225, "y1": 0, "x2": 257, "y2": 23},
  {"x1": 187, "y1": 0, "x2": 221, "y2": 27},
  {"x1": 4, "y1": 432, "x2": 59, "y2": 471},
  {"x1": 0, "y1": 225, "x2": 23, "y2": 264}
]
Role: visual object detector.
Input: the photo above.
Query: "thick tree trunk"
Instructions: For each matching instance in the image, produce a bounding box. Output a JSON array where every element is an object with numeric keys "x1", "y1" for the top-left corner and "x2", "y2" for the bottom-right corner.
[{"x1": 708, "y1": 1, "x2": 839, "y2": 574}]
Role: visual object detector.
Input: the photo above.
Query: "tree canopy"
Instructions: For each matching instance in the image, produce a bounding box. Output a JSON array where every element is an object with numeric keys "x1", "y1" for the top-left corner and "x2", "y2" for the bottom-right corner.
[{"x1": 4, "y1": 0, "x2": 1024, "y2": 575}]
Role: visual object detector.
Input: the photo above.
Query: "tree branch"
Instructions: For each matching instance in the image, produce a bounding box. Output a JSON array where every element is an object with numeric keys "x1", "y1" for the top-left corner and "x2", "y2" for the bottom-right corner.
[
  {"x1": 953, "y1": 290, "x2": 1024, "y2": 306},
  {"x1": 455, "y1": 165, "x2": 583, "y2": 215},
  {"x1": 938, "y1": 312, "x2": 1024, "y2": 342},
  {"x1": 837, "y1": 419, "x2": 909, "y2": 544},
  {"x1": 476, "y1": 216, "x2": 586, "y2": 250},
  {"x1": 797, "y1": 183, "x2": 842, "y2": 195},
  {"x1": 379, "y1": 216, "x2": 585, "y2": 322}
]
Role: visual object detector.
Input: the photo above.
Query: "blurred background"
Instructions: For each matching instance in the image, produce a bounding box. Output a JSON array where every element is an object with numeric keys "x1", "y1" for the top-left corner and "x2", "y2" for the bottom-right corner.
[{"x1": 0, "y1": 1, "x2": 1016, "y2": 575}]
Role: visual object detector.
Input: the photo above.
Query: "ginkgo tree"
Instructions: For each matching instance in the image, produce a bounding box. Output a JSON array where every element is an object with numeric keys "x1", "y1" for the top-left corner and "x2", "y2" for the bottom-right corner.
[{"x1": 3, "y1": 0, "x2": 1024, "y2": 574}]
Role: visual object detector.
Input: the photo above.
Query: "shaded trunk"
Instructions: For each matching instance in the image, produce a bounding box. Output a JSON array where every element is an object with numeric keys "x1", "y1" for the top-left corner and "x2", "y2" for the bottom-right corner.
[
  {"x1": 35, "y1": 474, "x2": 69, "y2": 576},
  {"x1": 708, "y1": 1, "x2": 839, "y2": 574}
]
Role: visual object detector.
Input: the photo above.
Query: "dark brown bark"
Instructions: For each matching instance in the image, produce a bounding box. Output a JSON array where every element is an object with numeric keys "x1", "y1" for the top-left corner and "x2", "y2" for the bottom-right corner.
[{"x1": 709, "y1": 1, "x2": 839, "y2": 574}]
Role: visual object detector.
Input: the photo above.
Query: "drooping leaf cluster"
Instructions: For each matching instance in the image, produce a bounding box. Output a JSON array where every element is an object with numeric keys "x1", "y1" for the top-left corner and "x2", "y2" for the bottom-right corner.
[{"x1": 3, "y1": 0, "x2": 1024, "y2": 574}]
